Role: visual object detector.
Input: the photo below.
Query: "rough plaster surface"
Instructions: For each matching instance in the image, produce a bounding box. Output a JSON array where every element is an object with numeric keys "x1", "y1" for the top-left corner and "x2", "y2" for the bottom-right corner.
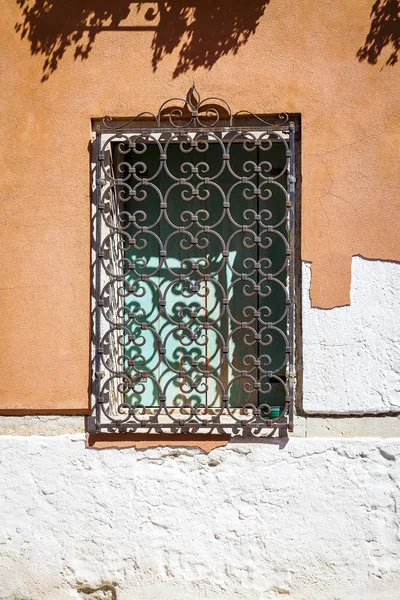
[
  {"x1": 0, "y1": 416, "x2": 84, "y2": 436},
  {"x1": 1, "y1": 0, "x2": 400, "y2": 410},
  {"x1": 1, "y1": 435, "x2": 400, "y2": 600},
  {"x1": 303, "y1": 257, "x2": 400, "y2": 414},
  {"x1": 2, "y1": 415, "x2": 400, "y2": 438}
]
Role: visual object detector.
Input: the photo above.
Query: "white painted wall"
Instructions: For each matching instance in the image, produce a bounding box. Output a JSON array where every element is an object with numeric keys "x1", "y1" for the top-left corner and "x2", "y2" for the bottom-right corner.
[
  {"x1": 1, "y1": 257, "x2": 400, "y2": 600},
  {"x1": 302, "y1": 257, "x2": 400, "y2": 414},
  {"x1": 1, "y1": 435, "x2": 400, "y2": 600}
]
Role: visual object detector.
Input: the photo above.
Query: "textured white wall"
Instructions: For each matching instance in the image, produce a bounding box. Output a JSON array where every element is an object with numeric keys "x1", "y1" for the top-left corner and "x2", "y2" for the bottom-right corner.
[
  {"x1": 302, "y1": 257, "x2": 400, "y2": 414},
  {"x1": 1, "y1": 436, "x2": 400, "y2": 600},
  {"x1": 1, "y1": 259, "x2": 400, "y2": 600}
]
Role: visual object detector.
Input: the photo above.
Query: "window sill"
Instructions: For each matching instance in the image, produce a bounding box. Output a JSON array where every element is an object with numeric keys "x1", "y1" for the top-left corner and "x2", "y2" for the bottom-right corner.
[{"x1": 86, "y1": 432, "x2": 230, "y2": 451}]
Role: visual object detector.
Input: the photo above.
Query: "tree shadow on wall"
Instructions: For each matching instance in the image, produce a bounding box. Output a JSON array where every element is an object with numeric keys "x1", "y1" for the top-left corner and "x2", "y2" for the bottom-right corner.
[
  {"x1": 14, "y1": 0, "x2": 270, "y2": 82},
  {"x1": 357, "y1": 0, "x2": 399, "y2": 66}
]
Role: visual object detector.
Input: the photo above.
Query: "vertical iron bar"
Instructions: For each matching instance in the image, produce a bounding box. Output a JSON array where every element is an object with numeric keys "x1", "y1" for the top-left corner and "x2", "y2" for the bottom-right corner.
[
  {"x1": 94, "y1": 129, "x2": 102, "y2": 430},
  {"x1": 256, "y1": 144, "x2": 260, "y2": 410},
  {"x1": 288, "y1": 122, "x2": 296, "y2": 432}
]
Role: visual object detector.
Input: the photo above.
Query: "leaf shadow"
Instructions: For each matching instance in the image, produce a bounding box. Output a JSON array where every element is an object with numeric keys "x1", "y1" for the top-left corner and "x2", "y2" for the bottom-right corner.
[
  {"x1": 14, "y1": 0, "x2": 271, "y2": 82},
  {"x1": 357, "y1": 0, "x2": 399, "y2": 67}
]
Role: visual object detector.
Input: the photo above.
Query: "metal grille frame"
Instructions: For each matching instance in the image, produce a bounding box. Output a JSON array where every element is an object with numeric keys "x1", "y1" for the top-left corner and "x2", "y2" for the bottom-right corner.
[{"x1": 91, "y1": 85, "x2": 297, "y2": 435}]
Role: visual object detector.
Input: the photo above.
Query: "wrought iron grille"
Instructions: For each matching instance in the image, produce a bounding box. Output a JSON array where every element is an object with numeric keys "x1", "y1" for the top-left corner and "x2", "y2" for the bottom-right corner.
[{"x1": 92, "y1": 85, "x2": 296, "y2": 434}]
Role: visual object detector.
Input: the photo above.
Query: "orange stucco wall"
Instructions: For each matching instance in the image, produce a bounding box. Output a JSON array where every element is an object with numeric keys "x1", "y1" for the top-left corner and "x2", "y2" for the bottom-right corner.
[{"x1": 1, "y1": 0, "x2": 399, "y2": 411}]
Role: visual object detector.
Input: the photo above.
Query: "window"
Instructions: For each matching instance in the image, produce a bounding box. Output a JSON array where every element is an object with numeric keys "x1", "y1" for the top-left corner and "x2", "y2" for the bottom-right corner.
[{"x1": 92, "y1": 86, "x2": 297, "y2": 435}]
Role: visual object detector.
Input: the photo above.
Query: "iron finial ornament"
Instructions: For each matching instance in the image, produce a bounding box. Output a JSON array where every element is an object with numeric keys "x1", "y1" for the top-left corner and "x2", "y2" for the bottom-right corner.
[{"x1": 101, "y1": 85, "x2": 289, "y2": 131}]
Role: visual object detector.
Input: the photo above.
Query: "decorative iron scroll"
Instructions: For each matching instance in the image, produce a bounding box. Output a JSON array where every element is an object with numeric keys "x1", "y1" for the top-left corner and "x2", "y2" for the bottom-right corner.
[
  {"x1": 92, "y1": 87, "x2": 296, "y2": 434},
  {"x1": 101, "y1": 83, "x2": 289, "y2": 130}
]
